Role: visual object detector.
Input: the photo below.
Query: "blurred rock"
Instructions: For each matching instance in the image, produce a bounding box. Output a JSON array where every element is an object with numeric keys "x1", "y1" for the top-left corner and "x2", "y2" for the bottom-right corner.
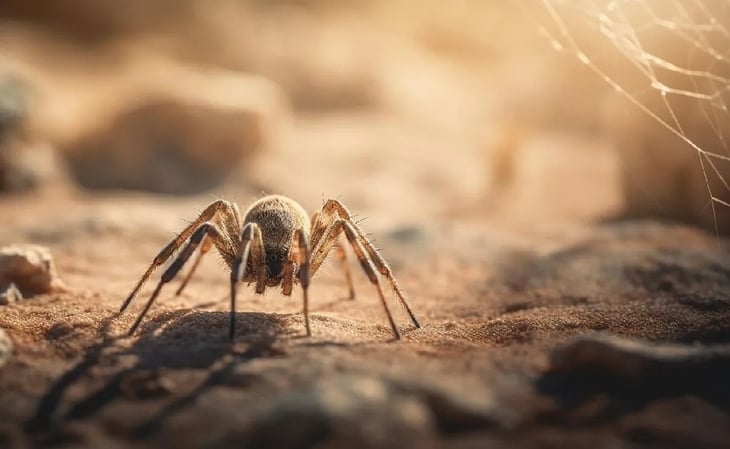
[
  {"x1": 0, "y1": 328, "x2": 11, "y2": 370},
  {"x1": 0, "y1": 244, "x2": 66, "y2": 299},
  {"x1": 246, "y1": 373, "x2": 503, "y2": 448},
  {"x1": 550, "y1": 334, "x2": 730, "y2": 399},
  {"x1": 0, "y1": 71, "x2": 69, "y2": 192},
  {"x1": 0, "y1": 283, "x2": 23, "y2": 305},
  {"x1": 1, "y1": 140, "x2": 68, "y2": 192},
  {"x1": 62, "y1": 68, "x2": 287, "y2": 194},
  {"x1": 0, "y1": 73, "x2": 27, "y2": 141},
  {"x1": 0, "y1": 0, "x2": 195, "y2": 43},
  {"x1": 247, "y1": 375, "x2": 434, "y2": 449},
  {"x1": 0, "y1": 72, "x2": 30, "y2": 191},
  {"x1": 552, "y1": 334, "x2": 730, "y2": 376}
]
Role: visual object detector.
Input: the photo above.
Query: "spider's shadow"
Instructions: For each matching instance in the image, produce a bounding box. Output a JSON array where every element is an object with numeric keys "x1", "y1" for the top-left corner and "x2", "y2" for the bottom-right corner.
[{"x1": 25, "y1": 309, "x2": 288, "y2": 439}]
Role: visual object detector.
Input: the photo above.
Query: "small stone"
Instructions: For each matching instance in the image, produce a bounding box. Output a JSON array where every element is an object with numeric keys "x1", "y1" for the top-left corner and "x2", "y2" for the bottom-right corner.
[
  {"x1": 0, "y1": 328, "x2": 12, "y2": 370},
  {"x1": 0, "y1": 244, "x2": 66, "y2": 299},
  {"x1": 0, "y1": 283, "x2": 23, "y2": 305}
]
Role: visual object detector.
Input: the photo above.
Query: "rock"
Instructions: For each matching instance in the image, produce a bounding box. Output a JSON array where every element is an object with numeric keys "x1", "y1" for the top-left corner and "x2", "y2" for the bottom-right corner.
[
  {"x1": 0, "y1": 244, "x2": 65, "y2": 299},
  {"x1": 0, "y1": 73, "x2": 28, "y2": 141},
  {"x1": 0, "y1": 328, "x2": 12, "y2": 370},
  {"x1": 246, "y1": 374, "x2": 502, "y2": 448},
  {"x1": 0, "y1": 283, "x2": 23, "y2": 305},
  {"x1": 247, "y1": 375, "x2": 434, "y2": 449},
  {"x1": 548, "y1": 334, "x2": 730, "y2": 401},
  {"x1": 0, "y1": 71, "x2": 68, "y2": 193},
  {"x1": 62, "y1": 68, "x2": 287, "y2": 194},
  {"x1": 1, "y1": 140, "x2": 67, "y2": 192}
]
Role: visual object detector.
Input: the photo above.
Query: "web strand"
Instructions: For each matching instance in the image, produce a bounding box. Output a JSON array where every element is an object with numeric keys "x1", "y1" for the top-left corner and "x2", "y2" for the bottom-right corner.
[{"x1": 538, "y1": 0, "x2": 730, "y2": 236}]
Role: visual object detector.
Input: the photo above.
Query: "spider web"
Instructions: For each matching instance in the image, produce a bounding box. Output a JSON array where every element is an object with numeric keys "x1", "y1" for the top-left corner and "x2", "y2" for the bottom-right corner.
[{"x1": 534, "y1": 0, "x2": 730, "y2": 235}]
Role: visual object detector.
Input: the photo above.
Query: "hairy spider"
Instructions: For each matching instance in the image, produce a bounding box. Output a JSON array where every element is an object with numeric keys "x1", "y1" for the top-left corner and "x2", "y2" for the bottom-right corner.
[{"x1": 119, "y1": 195, "x2": 420, "y2": 340}]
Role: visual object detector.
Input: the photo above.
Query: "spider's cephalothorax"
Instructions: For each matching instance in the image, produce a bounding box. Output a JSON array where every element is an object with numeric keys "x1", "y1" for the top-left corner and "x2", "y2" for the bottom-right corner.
[{"x1": 119, "y1": 195, "x2": 420, "y2": 340}]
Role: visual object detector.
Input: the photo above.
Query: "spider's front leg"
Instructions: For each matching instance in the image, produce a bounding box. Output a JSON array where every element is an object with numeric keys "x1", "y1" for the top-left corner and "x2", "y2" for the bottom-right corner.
[
  {"x1": 322, "y1": 200, "x2": 420, "y2": 329},
  {"x1": 126, "y1": 222, "x2": 225, "y2": 336},
  {"x1": 120, "y1": 199, "x2": 241, "y2": 313},
  {"x1": 311, "y1": 211, "x2": 355, "y2": 300},
  {"x1": 308, "y1": 199, "x2": 421, "y2": 339}
]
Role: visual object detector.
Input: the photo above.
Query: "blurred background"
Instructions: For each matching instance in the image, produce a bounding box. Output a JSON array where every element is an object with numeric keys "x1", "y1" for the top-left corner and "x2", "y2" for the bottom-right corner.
[{"x1": 2, "y1": 0, "x2": 730, "y2": 234}]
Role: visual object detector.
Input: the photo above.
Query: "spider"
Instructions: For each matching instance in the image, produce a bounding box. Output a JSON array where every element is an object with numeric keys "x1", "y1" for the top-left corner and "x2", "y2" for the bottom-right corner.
[{"x1": 119, "y1": 195, "x2": 421, "y2": 340}]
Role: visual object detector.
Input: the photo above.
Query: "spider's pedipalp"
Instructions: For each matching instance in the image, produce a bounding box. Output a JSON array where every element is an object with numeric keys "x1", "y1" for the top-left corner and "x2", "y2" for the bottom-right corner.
[{"x1": 230, "y1": 222, "x2": 264, "y2": 340}]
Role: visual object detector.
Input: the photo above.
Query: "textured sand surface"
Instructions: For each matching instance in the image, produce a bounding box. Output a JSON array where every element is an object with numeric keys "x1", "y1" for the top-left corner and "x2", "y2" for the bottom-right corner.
[{"x1": 2, "y1": 190, "x2": 730, "y2": 449}]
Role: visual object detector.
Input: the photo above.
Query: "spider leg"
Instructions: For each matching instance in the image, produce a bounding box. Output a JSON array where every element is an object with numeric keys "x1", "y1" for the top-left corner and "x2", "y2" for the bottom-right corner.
[
  {"x1": 292, "y1": 228, "x2": 311, "y2": 336},
  {"x1": 127, "y1": 222, "x2": 224, "y2": 336},
  {"x1": 341, "y1": 221, "x2": 400, "y2": 339},
  {"x1": 175, "y1": 202, "x2": 245, "y2": 297},
  {"x1": 311, "y1": 217, "x2": 401, "y2": 339},
  {"x1": 174, "y1": 235, "x2": 212, "y2": 296},
  {"x1": 309, "y1": 212, "x2": 354, "y2": 298},
  {"x1": 335, "y1": 240, "x2": 356, "y2": 300},
  {"x1": 230, "y1": 223, "x2": 263, "y2": 340},
  {"x1": 324, "y1": 199, "x2": 420, "y2": 328},
  {"x1": 120, "y1": 200, "x2": 239, "y2": 313}
]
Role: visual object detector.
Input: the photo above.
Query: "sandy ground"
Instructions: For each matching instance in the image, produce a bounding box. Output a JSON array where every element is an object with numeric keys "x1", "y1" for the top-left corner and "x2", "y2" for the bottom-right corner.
[{"x1": 2, "y1": 173, "x2": 730, "y2": 448}]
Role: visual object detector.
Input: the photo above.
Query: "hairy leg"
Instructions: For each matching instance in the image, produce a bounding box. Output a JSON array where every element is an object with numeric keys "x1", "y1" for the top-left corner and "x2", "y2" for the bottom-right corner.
[
  {"x1": 292, "y1": 228, "x2": 311, "y2": 336},
  {"x1": 175, "y1": 202, "x2": 245, "y2": 297},
  {"x1": 127, "y1": 222, "x2": 226, "y2": 336},
  {"x1": 335, "y1": 241, "x2": 356, "y2": 300},
  {"x1": 310, "y1": 216, "x2": 401, "y2": 339},
  {"x1": 120, "y1": 200, "x2": 239, "y2": 313},
  {"x1": 310, "y1": 211, "x2": 356, "y2": 297},
  {"x1": 175, "y1": 236, "x2": 212, "y2": 296},
  {"x1": 229, "y1": 223, "x2": 264, "y2": 340},
  {"x1": 322, "y1": 199, "x2": 420, "y2": 328}
]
